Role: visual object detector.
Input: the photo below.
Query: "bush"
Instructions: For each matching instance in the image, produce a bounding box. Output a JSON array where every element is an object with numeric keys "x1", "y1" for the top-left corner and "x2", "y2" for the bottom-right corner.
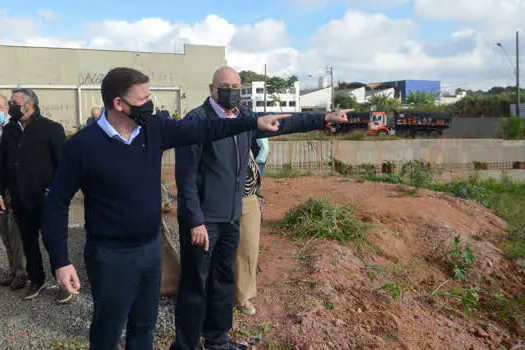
[
  {"x1": 265, "y1": 164, "x2": 312, "y2": 178},
  {"x1": 500, "y1": 115, "x2": 524, "y2": 139},
  {"x1": 280, "y1": 197, "x2": 367, "y2": 244},
  {"x1": 400, "y1": 160, "x2": 433, "y2": 190},
  {"x1": 344, "y1": 130, "x2": 365, "y2": 141}
]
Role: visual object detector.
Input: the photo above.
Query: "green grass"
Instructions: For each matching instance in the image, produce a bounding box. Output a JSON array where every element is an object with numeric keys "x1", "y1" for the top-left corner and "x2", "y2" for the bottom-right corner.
[
  {"x1": 272, "y1": 130, "x2": 400, "y2": 141},
  {"x1": 280, "y1": 197, "x2": 368, "y2": 246},
  {"x1": 265, "y1": 166, "x2": 312, "y2": 178},
  {"x1": 430, "y1": 179, "x2": 525, "y2": 258}
]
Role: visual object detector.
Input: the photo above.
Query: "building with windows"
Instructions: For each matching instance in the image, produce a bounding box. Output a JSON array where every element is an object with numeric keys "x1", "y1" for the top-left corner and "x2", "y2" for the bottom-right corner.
[
  {"x1": 241, "y1": 81, "x2": 300, "y2": 113},
  {"x1": 378, "y1": 80, "x2": 440, "y2": 102},
  {"x1": 0, "y1": 44, "x2": 226, "y2": 131}
]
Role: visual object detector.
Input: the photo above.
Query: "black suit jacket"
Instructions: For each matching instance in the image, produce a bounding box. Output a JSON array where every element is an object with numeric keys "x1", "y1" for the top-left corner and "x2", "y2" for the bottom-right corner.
[{"x1": 0, "y1": 111, "x2": 66, "y2": 210}]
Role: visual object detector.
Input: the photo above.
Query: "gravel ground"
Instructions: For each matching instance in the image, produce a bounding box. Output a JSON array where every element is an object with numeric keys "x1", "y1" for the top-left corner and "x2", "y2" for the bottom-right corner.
[{"x1": 0, "y1": 198, "x2": 177, "y2": 350}]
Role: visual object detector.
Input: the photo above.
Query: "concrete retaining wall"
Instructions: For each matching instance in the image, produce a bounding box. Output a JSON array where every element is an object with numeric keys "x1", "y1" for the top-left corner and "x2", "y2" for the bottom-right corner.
[{"x1": 265, "y1": 139, "x2": 525, "y2": 168}]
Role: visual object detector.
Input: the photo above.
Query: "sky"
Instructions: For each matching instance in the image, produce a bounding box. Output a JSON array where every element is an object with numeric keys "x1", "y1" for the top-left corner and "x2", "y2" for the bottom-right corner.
[{"x1": 1, "y1": 0, "x2": 525, "y2": 91}]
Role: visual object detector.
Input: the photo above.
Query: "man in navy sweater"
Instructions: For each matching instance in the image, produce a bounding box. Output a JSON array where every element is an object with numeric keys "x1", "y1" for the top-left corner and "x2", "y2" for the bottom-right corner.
[
  {"x1": 172, "y1": 67, "x2": 351, "y2": 350},
  {"x1": 42, "y1": 67, "x2": 292, "y2": 350}
]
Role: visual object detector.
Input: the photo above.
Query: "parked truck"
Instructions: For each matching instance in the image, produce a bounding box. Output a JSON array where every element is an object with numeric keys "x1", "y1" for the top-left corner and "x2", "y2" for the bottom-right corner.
[{"x1": 328, "y1": 110, "x2": 452, "y2": 138}]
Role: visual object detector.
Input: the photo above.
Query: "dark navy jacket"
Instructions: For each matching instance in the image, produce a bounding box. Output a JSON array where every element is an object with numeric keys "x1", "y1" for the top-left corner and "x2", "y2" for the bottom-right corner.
[{"x1": 176, "y1": 98, "x2": 326, "y2": 227}]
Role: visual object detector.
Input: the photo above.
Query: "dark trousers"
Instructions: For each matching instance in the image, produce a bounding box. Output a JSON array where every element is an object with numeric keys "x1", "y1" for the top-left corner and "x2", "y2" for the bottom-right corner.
[
  {"x1": 171, "y1": 221, "x2": 240, "y2": 350},
  {"x1": 84, "y1": 235, "x2": 162, "y2": 350},
  {"x1": 12, "y1": 202, "x2": 51, "y2": 286}
]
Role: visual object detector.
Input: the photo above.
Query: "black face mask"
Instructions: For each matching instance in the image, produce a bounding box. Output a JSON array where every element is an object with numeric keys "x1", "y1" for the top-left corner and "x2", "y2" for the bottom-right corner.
[
  {"x1": 8, "y1": 103, "x2": 23, "y2": 122},
  {"x1": 122, "y1": 99, "x2": 154, "y2": 126},
  {"x1": 217, "y1": 88, "x2": 241, "y2": 110}
]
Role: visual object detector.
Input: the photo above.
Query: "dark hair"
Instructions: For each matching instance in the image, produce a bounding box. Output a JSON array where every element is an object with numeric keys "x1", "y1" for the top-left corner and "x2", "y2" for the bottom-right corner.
[
  {"x1": 101, "y1": 67, "x2": 149, "y2": 110},
  {"x1": 12, "y1": 88, "x2": 39, "y2": 108}
]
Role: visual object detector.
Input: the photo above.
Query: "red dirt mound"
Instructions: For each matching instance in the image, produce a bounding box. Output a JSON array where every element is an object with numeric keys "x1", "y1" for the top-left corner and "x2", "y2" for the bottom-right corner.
[
  {"x1": 231, "y1": 177, "x2": 524, "y2": 350},
  {"x1": 163, "y1": 172, "x2": 525, "y2": 349}
]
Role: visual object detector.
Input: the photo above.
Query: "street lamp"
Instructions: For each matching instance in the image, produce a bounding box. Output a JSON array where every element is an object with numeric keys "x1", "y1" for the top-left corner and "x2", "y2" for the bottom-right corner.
[{"x1": 496, "y1": 31, "x2": 520, "y2": 116}]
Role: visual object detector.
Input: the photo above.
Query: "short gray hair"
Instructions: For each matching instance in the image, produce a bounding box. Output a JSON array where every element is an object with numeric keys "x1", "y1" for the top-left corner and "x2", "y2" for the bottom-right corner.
[
  {"x1": 0, "y1": 95, "x2": 7, "y2": 106},
  {"x1": 12, "y1": 88, "x2": 39, "y2": 108}
]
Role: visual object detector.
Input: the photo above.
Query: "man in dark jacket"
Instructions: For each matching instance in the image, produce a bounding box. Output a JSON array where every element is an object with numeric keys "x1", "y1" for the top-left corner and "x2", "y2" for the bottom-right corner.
[
  {"x1": 42, "y1": 67, "x2": 292, "y2": 350},
  {"x1": 0, "y1": 88, "x2": 67, "y2": 302},
  {"x1": 172, "y1": 66, "x2": 351, "y2": 350}
]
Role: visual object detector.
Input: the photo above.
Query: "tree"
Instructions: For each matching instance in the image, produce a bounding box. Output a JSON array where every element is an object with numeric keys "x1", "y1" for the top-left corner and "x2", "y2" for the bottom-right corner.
[
  {"x1": 266, "y1": 76, "x2": 298, "y2": 95},
  {"x1": 406, "y1": 90, "x2": 439, "y2": 106},
  {"x1": 239, "y1": 70, "x2": 265, "y2": 84},
  {"x1": 334, "y1": 91, "x2": 358, "y2": 109},
  {"x1": 368, "y1": 92, "x2": 400, "y2": 112}
]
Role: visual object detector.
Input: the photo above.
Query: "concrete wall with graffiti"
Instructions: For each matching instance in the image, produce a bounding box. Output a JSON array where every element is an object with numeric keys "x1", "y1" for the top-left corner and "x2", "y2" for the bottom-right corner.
[{"x1": 1, "y1": 44, "x2": 226, "y2": 131}]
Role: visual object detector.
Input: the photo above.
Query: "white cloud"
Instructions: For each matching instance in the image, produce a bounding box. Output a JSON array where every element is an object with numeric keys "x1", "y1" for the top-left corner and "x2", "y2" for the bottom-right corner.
[
  {"x1": 38, "y1": 9, "x2": 58, "y2": 21},
  {"x1": 230, "y1": 19, "x2": 289, "y2": 53},
  {"x1": 0, "y1": 8, "x2": 520, "y2": 90},
  {"x1": 0, "y1": 8, "x2": 41, "y2": 40},
  {"x1": 414, "y1": 0, "x2": 525, "y2": 39}
]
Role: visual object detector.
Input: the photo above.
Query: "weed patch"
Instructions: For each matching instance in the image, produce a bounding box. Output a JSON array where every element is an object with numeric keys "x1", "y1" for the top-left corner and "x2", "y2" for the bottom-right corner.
[
  {"x1": 266, "y1": 163, "x2": 313, "y2": 178},
  {"x1": 280, "y1": 197, "x2": 368, "y2": 246}
]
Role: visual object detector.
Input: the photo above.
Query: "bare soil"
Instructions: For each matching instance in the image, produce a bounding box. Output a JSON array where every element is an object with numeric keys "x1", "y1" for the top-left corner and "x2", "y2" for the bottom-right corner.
[{"x1": 165, "y1": 173, "x2": 525, "y2": 349}]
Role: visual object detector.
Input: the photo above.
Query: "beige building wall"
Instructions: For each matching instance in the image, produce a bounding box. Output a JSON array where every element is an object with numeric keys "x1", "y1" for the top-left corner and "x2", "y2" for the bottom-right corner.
[{"x1": 0, "y1": 44, "x2": 226, "y2": 131}]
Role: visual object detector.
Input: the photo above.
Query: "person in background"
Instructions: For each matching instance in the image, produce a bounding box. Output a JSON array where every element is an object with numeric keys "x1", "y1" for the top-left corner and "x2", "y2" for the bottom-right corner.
[
  {"x1": 85, "y1": 106, "x2": 101, "y2": 127},
  {"x1": 172, "y1": 66, "x2": 352, "y2": 350},
  {"x1": 154, "y1": 106, "x2": 162, "y2": 117},
  {"x1": 0, "y1": 95, "x2": 26, "y2": 291},
  {"x1": 251, "y1": 137, "x2": 269, "y2": 177},
  {"x1": 42, "y1": 67, "x2": 292, "y2": 350},
  {"x1": 234, "y1": 151, "x2": 262, "y2": 316},
  {"x1": 0, "y1": 88, "x2": 68, "y2": 302},
  {"x1": 161, "y1": 105, "x2": 170, "y2": 118}
]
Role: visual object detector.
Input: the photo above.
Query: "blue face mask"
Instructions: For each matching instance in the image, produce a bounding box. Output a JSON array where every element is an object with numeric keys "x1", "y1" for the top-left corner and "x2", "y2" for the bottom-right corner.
[{"x1": 0, "y1": 112, "x2": 5, "y2": 125}]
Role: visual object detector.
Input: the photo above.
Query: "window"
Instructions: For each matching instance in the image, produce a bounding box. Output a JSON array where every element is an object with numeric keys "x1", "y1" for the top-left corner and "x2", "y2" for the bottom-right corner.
[
  {"x1": 267, "y1": 101, "x2": 275, "y2": 107},
  {"x1": 242, "y1": 88, "x2": 248, "y2": 95},
  {"x1": 247, "y1": 88, "x2": 253, "y2": 94},
  {"x1": 289, "y1": 101, "x2": 296, "y2": 107},
  {"x1": 280, "y1": 101, "x2": 287, "y2": 107},
  {"x1": 256, "y1": 101, "x2": 264, "y2": 107},
  {"x1": 256, "y1": 88, "x2": 264, "y2": 94}
]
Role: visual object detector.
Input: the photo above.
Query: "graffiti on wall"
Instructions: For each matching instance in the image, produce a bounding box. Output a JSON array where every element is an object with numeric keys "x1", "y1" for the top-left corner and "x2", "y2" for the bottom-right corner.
[
  {"x1": 78, "y1": 70, "x2": 179, "y2": 86},
  {"x1": 79, "y1": 72, "x2": 105, "y2": 85}
]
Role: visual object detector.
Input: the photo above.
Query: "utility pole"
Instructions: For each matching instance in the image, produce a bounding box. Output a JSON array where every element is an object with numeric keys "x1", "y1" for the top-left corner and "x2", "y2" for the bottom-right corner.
[
  {"x1": 517, "y1": 30, "x2": 520, "y2": 116},
  {"x1": 264, "y1": 64, "x2": 267, "y2": 113},
  {"x1": 330, "y1": 65, "x2": 334, "y2": 112}
]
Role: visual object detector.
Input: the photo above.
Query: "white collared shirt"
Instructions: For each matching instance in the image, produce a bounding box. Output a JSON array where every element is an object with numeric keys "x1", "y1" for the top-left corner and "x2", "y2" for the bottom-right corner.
[{"x1": 97, "y1": 111, "x2": 142, "y2": 145}]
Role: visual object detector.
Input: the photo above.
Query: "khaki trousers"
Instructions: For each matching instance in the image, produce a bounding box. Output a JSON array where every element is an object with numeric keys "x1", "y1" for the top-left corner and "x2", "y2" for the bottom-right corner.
[
  {"x1": 0, "y1": 195, "x2": 26, "y2": 277},
  {"x1": 234, "y1": 195, "x2": 261, "y2": 305}
]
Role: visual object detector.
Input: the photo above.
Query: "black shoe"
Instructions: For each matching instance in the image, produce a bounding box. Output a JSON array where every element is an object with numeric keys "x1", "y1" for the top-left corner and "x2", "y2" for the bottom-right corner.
[
  {"x1": 1, "y1": 274, "x2": 13, "y2": 287},
  {"x1": 22, "y1": 282, "x2": 45, "y2": 300},
  {"x1": 10, "y1": 275, "x2": 27, "y2": 291},
  {"x1": 227, "y1": 341, "x2": 247, "y2": 350},
  {"x1": 203, "y1": 342, "x2": 248, "y2": 350}
]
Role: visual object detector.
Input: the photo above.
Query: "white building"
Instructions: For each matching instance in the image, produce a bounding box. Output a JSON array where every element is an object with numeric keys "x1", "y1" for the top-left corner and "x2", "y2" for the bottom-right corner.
[
  {"x1": 438, "y1": 91, "x2": 467, "y2": 105},
  {"x1": 240, "y1": 81, "x2": 300, "y2": 113},
  {"x1": 300, "y1": 74, "x2": 332, "y2": 112},
  {"x1": 300, "y1": 87, "x2": 331, "y2": 112}
]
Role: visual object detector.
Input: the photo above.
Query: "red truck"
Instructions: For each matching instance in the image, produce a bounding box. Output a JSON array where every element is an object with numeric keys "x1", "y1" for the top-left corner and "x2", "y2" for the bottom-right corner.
[{"x1": 328, "y1": 110, "x2": 452, "y2": 138}]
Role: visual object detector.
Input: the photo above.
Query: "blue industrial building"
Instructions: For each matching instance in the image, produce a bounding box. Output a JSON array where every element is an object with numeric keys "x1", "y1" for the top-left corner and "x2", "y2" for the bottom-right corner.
[{"x1": 381, "y1": 80, "x2": 441, "y2": 102}]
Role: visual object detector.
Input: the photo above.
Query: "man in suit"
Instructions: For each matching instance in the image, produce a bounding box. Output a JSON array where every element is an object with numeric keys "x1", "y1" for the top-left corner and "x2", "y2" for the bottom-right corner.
[
  {"x1": 172, "y1": 66, "x2": 351, "y2": 350},
  {"x1": 0, "y1": 88, "x2": 68, "y2": 303},
  {"x1": 0, "y1": 95, "x2": 26, "y2": 291}
]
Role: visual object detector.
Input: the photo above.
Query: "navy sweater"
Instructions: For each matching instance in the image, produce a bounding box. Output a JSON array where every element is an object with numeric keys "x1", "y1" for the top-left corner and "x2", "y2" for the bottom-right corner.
[
  {"x1": 43, "y1": 115, "x2": 258, "y2": 269},
  {"x1": 176, "y1": 98, "x2": 325, "y2": 227}
]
